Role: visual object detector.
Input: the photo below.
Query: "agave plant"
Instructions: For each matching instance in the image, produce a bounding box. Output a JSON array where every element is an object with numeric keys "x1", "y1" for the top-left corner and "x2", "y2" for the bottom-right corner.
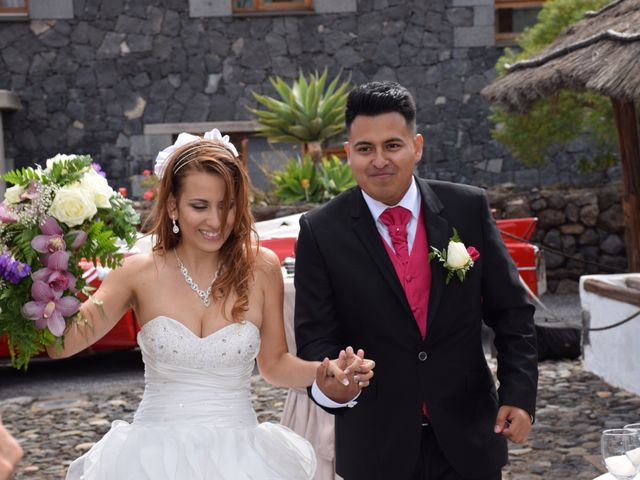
[{"x1": 250, "y1": 69, "x2": 350, "y2": 163}]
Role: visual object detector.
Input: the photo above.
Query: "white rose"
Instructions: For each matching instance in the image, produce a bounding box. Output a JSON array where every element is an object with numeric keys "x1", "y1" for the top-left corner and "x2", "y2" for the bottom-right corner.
[
  {"x1": 79, "y1": 169, "x2": 114, "y2": 209},
  {"x1": 446, "y1": 241, "x2": 471, "y2": 269},
  {"x1": 46, "y1": 154, "x2": 77, "y2": 171},
  {"x1": 49, "y1": 186, "x2": 98, "y2": 227},
  {"x1": 4, "y1": 185, "x2": 25, "y2": 204}
]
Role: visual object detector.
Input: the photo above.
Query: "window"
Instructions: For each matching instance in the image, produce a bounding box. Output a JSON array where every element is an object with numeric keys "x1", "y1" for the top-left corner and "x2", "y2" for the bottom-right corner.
[
  {"x1": 495, "y1": 0, "x2": 545, "y2": 44},
  {"x1": 0, "y1": 0, "x2": 28, "y2": 17},
  {"x1": 232, "y1": 0, "x2": 312, "y2": 13}
]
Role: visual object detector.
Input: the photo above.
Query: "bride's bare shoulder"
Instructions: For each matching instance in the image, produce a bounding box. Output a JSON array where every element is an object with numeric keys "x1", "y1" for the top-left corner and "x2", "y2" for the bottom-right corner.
[
  {"x1": 117, "y1": 250, "x2": 170, "y2": 279},
  {"x1": 253, "y1": 246, "x2": 283, "y2": 283},
  {"x1": 255, "y1": 246, "x2": 281, "y2": 269}
]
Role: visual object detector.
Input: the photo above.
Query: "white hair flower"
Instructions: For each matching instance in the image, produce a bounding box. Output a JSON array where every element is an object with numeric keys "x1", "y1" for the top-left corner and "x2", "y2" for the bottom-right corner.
[{"x1": 153, "y1": 128, "x2": 239, "y2": 179}]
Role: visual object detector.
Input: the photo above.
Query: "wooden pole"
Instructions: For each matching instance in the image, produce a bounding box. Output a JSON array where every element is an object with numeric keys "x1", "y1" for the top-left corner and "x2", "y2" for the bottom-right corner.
[{"x1": 611, "y1": 98, "x2": 640, "y2": 272}]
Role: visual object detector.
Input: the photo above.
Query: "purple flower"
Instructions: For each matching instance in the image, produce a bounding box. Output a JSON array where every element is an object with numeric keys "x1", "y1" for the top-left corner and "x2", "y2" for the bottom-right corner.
[
  {"x1": 32, "y1": 216, "x2": 66, "y2": 254},
  {"x1": 0, "y1": 202, "x2": 17, "y2": 224},
  {"x1": 32, "y1": 251, "x2": 77, "y2": 293},
  {"x1": 0, "y1": 252, "x2": 32, "y2": 285},
  {"x1": 67, "y1": 230, "x2": 87, "y2": 250},
  {"x1": 21, "y1": 281, "x2": 80, "y2": 336},
  {"x1": 91, "y1": 162, "x2": 107, "y2": 178}
]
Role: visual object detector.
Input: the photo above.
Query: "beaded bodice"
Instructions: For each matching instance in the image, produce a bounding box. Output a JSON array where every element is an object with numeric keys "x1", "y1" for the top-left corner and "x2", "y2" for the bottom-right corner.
[
  {"x1": 133, "y1": 316, "x2": 261, "y2": 427},
  {"x1": 138, "y1": 316, "x2": 260, "y2": 369}
]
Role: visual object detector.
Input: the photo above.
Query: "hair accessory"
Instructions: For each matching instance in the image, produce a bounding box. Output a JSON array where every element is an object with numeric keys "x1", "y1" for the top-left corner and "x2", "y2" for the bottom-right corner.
[
  {"x1": 172, "y1": 218, "x2": 180, "y2": 234},
  {"x1": 154, "y1": 128, "x2": 239, "y2": 179}
]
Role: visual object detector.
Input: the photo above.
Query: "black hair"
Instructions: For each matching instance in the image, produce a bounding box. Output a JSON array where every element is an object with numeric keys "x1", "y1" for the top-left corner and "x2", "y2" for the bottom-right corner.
[{"x1": 345, "y1": 81, "x2": 416, "y2": 131}]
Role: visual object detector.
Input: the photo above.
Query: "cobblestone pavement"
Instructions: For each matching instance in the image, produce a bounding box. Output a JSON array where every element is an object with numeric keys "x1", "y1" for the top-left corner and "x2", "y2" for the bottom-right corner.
[{"x1": 1, "y1": 359, "x2": 639, "y2": 479}]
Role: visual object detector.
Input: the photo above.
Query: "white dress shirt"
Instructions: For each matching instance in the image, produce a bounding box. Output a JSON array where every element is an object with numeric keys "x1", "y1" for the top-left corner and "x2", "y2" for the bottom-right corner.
[{"x1": 311, "y1": 177, "x2": 421, "y2": 408}]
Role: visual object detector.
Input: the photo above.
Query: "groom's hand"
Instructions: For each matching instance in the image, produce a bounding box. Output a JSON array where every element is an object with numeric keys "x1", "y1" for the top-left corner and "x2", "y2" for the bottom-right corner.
[
  {"x1": 494, "y1": 405, "x2": 532, "y2": 443},
  {"x1": 316, "y1": 356, "x2": 362, "y2": 403},
  {"x1": 316, "y1": 347, "x2": 376, "y2": 403}
]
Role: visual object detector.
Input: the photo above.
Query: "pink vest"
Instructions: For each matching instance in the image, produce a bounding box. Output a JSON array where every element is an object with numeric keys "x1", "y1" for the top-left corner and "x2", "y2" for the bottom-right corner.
[{"x1": 381, "y1": 207, "x2": 431, "y2": 339}]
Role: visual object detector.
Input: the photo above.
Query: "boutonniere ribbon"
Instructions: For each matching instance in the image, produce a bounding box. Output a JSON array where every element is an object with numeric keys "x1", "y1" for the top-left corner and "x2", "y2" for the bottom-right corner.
[{"x1": 429, "y1": 228, "x2": 480, "y2": 284}]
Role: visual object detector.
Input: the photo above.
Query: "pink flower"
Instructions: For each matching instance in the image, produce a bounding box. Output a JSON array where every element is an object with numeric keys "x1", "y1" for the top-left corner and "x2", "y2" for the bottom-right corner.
[
  {"x1": 32, "y1": 216, "x2": 66, "y2": 254},
  {"x1": 67, "y1": 230, "x2": 87, "y2": 249},
  {"x1": 0, "y1": 202, "x2": 17, "y2": 224},
  {"x1": 19, "y1": 181, "x2": 39, "y2": 201},
  {"x1": 32, "y1": 251, "x2": 77, "y2": 293},
  {"x1": 467, "y1": 246, "x2": 480, "y2": 262},
  {"x1": 21, "y1": 280, "x2": 80, "y2": 336}
]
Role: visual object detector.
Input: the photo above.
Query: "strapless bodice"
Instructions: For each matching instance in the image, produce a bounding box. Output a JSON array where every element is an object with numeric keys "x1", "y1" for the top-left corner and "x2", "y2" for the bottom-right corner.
[{"x1": 134, "y1": 316, "x2": 261, "y2": 427}]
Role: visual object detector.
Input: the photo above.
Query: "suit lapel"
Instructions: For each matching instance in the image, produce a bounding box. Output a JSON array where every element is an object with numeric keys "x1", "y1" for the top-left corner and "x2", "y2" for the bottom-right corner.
[
  {"x1": 350, "y1": 189, "x2": 417, "y2": 331},
  {"x1": 416, "y1": 179, "x2": 449, "y2": 339}
]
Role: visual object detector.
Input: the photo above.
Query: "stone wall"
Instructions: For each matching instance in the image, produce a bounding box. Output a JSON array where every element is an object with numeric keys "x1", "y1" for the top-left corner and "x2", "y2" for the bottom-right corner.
[
  {"x1": 0, "y1": 0, "x2": 619, "y2": 194},
  {"x1": 488, "y1": 183, "x2": 626, "y2": 293}
]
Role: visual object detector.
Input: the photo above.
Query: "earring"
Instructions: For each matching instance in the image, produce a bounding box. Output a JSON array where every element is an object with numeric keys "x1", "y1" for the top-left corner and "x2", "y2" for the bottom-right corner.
[{"x1": 172, "y1": 217, "x2": 180, "y2": 234}]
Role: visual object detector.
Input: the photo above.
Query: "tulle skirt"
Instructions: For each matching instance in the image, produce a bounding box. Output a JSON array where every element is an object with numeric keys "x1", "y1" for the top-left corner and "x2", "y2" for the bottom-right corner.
[{"x1": 66, "y1": 419, "x2": 317, "y2": 480}]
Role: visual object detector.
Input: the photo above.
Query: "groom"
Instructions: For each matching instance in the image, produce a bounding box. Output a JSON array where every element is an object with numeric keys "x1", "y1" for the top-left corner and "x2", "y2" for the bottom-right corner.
[{"x1": 294, "y1": 82, "x2": 538, "y2": 480}]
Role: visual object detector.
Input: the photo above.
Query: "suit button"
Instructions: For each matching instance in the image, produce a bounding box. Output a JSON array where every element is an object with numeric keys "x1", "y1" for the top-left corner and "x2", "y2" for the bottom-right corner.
[{"x1": 418, "y1": 351, "x2": 428, "y2": 361}]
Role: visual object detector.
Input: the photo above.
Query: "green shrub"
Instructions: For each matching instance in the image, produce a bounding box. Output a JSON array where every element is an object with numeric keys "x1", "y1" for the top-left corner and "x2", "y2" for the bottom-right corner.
[
  {"x1": 319, "y1": 155, "x2": 356, "y2": 201},
  {"x1": 271, "y1": 154, "x2": 355, "y2": 204}
]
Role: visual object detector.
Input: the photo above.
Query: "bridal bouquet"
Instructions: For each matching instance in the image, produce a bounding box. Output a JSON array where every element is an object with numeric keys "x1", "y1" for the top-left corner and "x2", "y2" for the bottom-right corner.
[{"x1": 0, "y1": 154, "x2": 139, "y2": 369}]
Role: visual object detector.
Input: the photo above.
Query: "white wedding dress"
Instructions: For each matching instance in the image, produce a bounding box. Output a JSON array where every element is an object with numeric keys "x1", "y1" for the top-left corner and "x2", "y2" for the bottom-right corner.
[{"x1": 66, "y1": 316, "x2": 317, "y2": 480}]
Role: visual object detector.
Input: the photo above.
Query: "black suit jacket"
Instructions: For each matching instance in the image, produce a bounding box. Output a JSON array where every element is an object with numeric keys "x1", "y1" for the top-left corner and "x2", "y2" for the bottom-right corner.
[{"x1": 294, "y1": 178, "x2": 538, "y2": 480}]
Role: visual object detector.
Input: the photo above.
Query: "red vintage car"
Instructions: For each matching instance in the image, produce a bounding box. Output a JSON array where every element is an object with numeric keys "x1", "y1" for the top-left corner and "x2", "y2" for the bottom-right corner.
[{"x1": 0, "y1": 213, "x2": 546, "y2": 359}]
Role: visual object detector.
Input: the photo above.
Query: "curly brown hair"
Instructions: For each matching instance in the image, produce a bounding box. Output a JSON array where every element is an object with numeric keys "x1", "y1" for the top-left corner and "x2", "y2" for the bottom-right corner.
[{"x1": 147, "y1": 140, "x2": 256, "y2": 323}]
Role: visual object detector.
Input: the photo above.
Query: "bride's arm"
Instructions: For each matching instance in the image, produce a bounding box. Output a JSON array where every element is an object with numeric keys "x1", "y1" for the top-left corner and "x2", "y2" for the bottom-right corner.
[
  {"x1": 255, "y1": 248, "x2": 374, "y2": 398},
  {"x1": 255, "y1": 247, "x2": 320, "y2": 388},
  {"x1": 46, "y1": 253, "x2": 140, "y2": 359}
]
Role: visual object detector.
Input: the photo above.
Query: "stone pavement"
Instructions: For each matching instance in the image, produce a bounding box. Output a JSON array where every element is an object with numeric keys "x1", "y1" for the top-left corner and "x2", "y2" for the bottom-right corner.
[{"x1": 1, "y1": 359, "x2": 639, "y2": 479}]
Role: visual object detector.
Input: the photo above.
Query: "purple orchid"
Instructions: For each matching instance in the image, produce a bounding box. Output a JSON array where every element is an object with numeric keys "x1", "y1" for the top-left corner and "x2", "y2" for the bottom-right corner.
[
  {"x1": 32, "y1": 250, "x2": 77, "y2": 293},
  {"x1": 67, "y1": 230, "x2": 87, "y2": 249},
  {"x1": 19, "y1": 181, "x2": 39, "y2": 201},
  {"x1": 0, "y1": 202, "x2": 17, "y2": 224},
  {"x1": 32, "y1": 217, "x2": 87, "y2": 262},
  {"x1": 21, "y1": 280, "x2": 80, "y2": 337},
  {"x1": 0, "y1": 252, "x2": 32, "y2": 284},
  {"x1": 32, "y1": 216, "x2": 66, "y2": 254}
]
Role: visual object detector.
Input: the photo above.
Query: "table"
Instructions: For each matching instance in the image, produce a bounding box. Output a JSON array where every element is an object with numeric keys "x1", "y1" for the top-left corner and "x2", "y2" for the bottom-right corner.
[{"x1": 594, "y1": 474, "x2": 640, "y2": 479}]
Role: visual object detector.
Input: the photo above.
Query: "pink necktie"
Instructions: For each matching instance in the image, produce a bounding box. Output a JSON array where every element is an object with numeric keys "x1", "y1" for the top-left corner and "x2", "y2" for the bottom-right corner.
[{"x1": 379, "y1": 206, "x2": 411, "y2": 264}]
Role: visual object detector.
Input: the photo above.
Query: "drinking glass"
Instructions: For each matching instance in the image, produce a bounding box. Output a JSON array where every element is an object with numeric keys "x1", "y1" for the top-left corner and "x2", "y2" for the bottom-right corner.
[
  {"x1": 602, "y1": 429, "x2": 640, "y2": 480},
  {"x1": 624, "y1": 424, "x2": 640, "y2": 472}
]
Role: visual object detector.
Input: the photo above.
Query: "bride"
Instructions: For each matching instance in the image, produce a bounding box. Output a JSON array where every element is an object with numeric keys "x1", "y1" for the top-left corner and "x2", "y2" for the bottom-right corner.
[{"x1": 48, "y1": 130, "x2": 374, "y2": 480}]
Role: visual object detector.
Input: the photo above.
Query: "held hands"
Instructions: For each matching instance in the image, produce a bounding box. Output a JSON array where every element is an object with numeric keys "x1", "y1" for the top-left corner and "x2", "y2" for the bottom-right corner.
[
  {"x1": 494, "y1": 405, "x2": 533, "y2": 444},
  {"x1": 316, "y1": 346, "x2": 376, "y2": 404}
]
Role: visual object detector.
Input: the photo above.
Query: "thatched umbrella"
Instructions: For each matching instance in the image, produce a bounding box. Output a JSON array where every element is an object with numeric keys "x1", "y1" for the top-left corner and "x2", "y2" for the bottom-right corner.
[{"x1": 481, "y1": 0, "x2": 640, "y2": 271}]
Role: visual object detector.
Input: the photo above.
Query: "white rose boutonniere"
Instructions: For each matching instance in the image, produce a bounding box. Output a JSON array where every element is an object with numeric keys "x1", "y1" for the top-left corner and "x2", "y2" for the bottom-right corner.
[
  {"x1": 429, "y1": 228, "x2": 480, "y2": 284},
  {"x1": 49, "y1": 186, "x2": 98, "y2": 227}
]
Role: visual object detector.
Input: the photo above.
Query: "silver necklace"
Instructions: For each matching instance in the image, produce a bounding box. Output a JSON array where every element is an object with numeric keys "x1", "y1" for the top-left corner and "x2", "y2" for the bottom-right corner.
[{"x1": 174, "y1": 249, "x2": 219, "y2": 307}]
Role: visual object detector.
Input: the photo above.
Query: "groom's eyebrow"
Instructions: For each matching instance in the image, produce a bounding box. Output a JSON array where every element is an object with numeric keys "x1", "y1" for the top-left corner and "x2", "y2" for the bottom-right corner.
[{"x1": 353, "y1": 137, "x2": 405, "y2": 147}]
